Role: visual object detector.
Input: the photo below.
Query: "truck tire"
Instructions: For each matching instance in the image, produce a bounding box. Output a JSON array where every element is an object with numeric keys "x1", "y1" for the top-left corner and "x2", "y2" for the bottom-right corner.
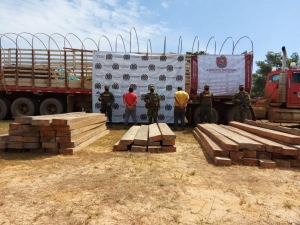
[
  {"x1": 11, "y1": 97, "x2": 39, "y2": 118},
  {"x1": 0, "y1": 98, "x2": 12, "y2": 120},
  {"x1": 40, "y1": 98, "x2": 65, "y2": 115},
  {"x1": 193, "y1": 106, "x2": 218, "y2": 124},
  {"x1": 225, "y1": 106, "x2": 253, "y2": 124}
]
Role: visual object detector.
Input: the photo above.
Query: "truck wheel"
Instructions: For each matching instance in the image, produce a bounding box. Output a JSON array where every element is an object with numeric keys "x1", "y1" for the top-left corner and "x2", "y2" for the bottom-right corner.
[
  {"x1": 193, "y1": 106, "x2": 218, "y2": 124},
  {"x1": 225, "y1": 107, "x2": 253, "y2": 124},
  {"x1": 40, "y1": 98, "x2": 65, "y2": 115},
  {"x1": 11, "y1": 97, "x2": 39, "y2": 118},
  {"x1": 0, "y1": 98, "x2": 12, "y2": 120}
]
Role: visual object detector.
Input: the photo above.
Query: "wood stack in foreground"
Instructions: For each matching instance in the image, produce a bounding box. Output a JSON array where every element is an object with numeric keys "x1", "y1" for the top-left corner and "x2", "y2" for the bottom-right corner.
[
  {"x1": 114, "y1": 123, "x2": 176, "y2": 153},
  {"x1": 0, "y1": 112, "x2": 109, "y2": 154},
  {"x1": 193, "y1": 121, "x2": 300, "y2": 168}
]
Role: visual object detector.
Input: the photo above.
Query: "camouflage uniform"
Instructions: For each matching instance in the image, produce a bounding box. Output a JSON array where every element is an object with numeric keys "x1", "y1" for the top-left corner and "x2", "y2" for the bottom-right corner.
[
  {"x1": 144, "y1": 85, "x2": 160, "y2": 124},
  {"x1": 199, "y1": 85, "x2": 213, "y2": 123},
  {"x1": 99, "y1": 85, "x2": 115, "y2": 126},
  {"x1": 232, "y1": 85, "x2": 250, "y2": 123}
]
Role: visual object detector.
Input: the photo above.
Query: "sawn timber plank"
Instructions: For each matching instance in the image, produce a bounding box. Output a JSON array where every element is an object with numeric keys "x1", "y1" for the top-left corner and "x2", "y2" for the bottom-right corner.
[
  {"x1": 229, "y1": 121, "x2": 300, "y2": 145},
  {"x1": 157, "y1": 123, "x2": 176, "y2": 140},
  {"x1": 119, "y1": 126, "x2": 140, "y2": 145},
  {"x1": 197, "y1": 124, "x2": 239, "y2": 151},
  {"x1": 148, "y1": 123, "x2": 162, "y2": 142},
  {"x1": 133, "y1": 125, "x2": 148, "y2": 146}
]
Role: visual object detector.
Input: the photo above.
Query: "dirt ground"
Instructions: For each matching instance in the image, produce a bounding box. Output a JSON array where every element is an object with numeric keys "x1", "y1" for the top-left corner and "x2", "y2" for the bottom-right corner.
[{"x1": 0, "y1": 121, "x2": 300, "y2": 225}]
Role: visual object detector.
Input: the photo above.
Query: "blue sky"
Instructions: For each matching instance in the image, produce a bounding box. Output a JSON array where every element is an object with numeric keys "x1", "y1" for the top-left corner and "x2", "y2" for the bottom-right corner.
[{"x1": 1, "y1": 0, "x2": 299, "y2": 72}]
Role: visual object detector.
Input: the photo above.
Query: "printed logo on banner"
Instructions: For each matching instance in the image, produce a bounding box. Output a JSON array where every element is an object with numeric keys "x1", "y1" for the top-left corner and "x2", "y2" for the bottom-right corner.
[
  {"x1": 95, "y1": 102, "x2": 101, "y2": 109},
  {"x1": 105, "y1": 73, "x2": 112, "y2": 80},
  {"x1": 142, "y1": 55, "x2": 149, "y2": 61},
  {"x1": 95, "y1": 83, "x2": 101, "y2": 89},
  {"x1": 95, "y1": 63, "x2": 102, "y2": 69},
  {"x1": 140, "y1": 114, "x2": 148, "y2": 120},
  {"x1": 106, "y1": 54, "x2": 113, "y2": 60},
  {"x1": 160, "y1": 95, "x2": 166, "y2": 101},
  {"x1": 112, "y1": 103, "x2": 119, "y2": 110},
  {"x1": 177, "y1": 55, "x2": 184, "y2": 61},
  {"x1": 123, "y1": 74, "x2": 130, "y2": 80},
  {"x1": 140, "y1": 94, "x2": 146, "y2": 100},
  {"x1": 165, "y1": 104, "x2": 172, "y2": 111},
  {"x1": 160, "y1": 55, "x2": 167, "y2": 61},
  {"x1": 130, "y1": 63, "x2": 138, "y2": 70},
  {"x1": 166, "y1": 65, "x2": 173, "y2": 71},
  {"x1": 130, "y1": 84, "x2": 137, "y2": 90},
  {"x1": 112, "y1": 63, "x2": 119, "y2": 70},
  {"x1": 159, "y1": 75, "x2": 166, "y2": 81},
  {"x1": 158, "y1": 114, "x2": 165, "y2": 121},
  {"x1": 216, "y1": 55, "x2": 227, "y2": 68},
  {"x1": 166, "y1": 85, "x2": 173, "y2": 91},
  {"x1": 148, "y1": 64, "x2": 156, "y2": 71},
  {"x1": 141, "y1": 74, "x2": 148, "y2": 81},
  {"x1": 176, "y1": 75, "x2": 183, "y2": 81},
  {"x1": 123, "y1": 54, "x2": 130, "y2": 60},
  {"x1": 112, "y1": 83, "x2": 119, "y2": 90}
]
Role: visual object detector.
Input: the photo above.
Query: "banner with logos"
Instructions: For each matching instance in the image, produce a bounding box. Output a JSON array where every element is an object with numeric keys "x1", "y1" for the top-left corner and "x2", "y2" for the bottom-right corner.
[
  {"x1": 92, "y1": 52, "x2": 185, "y2": 123},
  {"x1": 190, "y1": 54, "x2": 253, "y2": 95}
]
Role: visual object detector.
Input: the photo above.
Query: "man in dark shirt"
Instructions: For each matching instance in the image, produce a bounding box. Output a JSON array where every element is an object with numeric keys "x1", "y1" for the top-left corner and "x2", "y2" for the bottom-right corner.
[
  {"x1": 199, "y1": 84, "x2": 213, "y2": 123},
  {"x1": 98, "y1": 84, "x2": 115, "y2": 127}
]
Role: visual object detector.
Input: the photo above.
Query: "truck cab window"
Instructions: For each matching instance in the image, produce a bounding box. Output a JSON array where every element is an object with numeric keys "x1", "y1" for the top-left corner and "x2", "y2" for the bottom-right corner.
[
  {"x1": 292, "y1": 73, "x2": 300, "y2": 83},
  {"x1": 268, "y1": 74, "x2": 280, "y2": 83}
]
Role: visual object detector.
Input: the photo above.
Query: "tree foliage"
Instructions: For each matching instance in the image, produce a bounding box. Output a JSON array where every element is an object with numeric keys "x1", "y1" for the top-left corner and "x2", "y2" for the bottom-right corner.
[{"x1": 252, "y1": 51, "x2": 300, "y2": 96}]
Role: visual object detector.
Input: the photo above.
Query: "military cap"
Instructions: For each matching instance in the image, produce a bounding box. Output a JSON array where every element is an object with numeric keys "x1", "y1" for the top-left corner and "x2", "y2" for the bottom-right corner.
[
  {"x1": 104, "y1": 84, "x2": 109, "y2": 89},
  {"x1": 149, "y1": 84, "x2": 155, "y2": 88},
  {"x1": 204, "y1": 84, "x2": 210, "y2": 87},
  {"x1": 239, "y1": 84, "x2": 245, "y2": 88}
]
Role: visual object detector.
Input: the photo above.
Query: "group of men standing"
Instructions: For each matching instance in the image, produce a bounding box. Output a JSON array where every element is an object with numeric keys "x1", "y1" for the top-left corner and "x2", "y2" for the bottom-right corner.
[
  {"x1": 98, "y1": 85, "x2": 189, "y2": 129},
  {"x1": 198, "y1": 84, "x2": 251, "y2": 123},
  {"x1": 98, "y1": 83, "x2": 250, "y2": 128}
]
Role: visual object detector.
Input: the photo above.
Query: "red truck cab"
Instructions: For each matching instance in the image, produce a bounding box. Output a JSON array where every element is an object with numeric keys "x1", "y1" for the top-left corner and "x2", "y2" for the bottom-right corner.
[{"x1": 265, "y1": 68, "x2": 300, "y2": 108}]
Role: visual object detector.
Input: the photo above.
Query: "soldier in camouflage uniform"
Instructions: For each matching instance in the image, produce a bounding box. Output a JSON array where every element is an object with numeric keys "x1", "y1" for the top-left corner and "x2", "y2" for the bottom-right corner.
[
  {"x1": 99, "y1": 84, "x2": 115, "y2": 127},
  {"x1": 199, "y1": 84, "x2": 214, "y2": 123},
  {"x1": 144, "y1": 85, "x2": 160, "y2": 124},
  {"x1": 232, "y1": 84, "x2": 250, "y2": 123}
]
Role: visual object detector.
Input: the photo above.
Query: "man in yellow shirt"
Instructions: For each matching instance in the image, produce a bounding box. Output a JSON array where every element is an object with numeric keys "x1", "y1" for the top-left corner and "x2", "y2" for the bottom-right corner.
[{"x1": 173, "y1": 86, "x2": 189, "y2": 131}]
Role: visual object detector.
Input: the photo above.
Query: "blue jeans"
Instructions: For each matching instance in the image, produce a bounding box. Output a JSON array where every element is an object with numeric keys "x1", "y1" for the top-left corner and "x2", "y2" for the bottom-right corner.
[
  {"x1": 174, "y1": 106, "x2": 185, "y2": 129},
  {"x1": 124, "y1": 108, "x2": 137, "y2": 126}
]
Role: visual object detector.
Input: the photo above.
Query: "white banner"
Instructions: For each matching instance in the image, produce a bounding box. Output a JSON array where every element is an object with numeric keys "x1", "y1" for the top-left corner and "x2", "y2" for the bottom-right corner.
[
  {"x1": 92, "y1": 52, "x2": 185, "y2": 123},
  {"x1": 198, "y1": 55, "x2": 246, "y2": 95}
]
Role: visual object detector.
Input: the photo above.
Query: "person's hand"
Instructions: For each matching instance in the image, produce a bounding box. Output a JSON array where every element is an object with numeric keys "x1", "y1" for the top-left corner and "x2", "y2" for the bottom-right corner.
[
  {"x1": 147, "y1": 100, "x2": 150, "y2": 103},
  {"x1": 107, "y1": 103, "x2": 111, "y2": 106},
  {"x1": 236, "y1": 99, "x2": 241, "y2": 104},
  {"x1": 158, "y1": 107, "x2": 160, "y2": 110}
]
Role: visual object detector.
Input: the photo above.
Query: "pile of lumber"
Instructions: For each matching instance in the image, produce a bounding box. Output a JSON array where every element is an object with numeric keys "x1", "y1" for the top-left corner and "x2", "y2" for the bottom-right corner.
[
  {"x1": 0, "y1": 112, "x2": 109, "y2": 154},
  {"x1": 193, "y1": 121, "x2": 300, "y2": 168},
  {"x1": 114, "y1": 123, "x2": 176, "y2": 153}
]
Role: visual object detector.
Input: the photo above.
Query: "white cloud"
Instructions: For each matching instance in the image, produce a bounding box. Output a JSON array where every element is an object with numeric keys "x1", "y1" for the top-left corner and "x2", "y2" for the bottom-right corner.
[
  {"x1": 161, "y1": 2, "x2": 169, "y2": 8},
  {"x1": 0, "y1": 0, "x2": 169, "y2": 52}
]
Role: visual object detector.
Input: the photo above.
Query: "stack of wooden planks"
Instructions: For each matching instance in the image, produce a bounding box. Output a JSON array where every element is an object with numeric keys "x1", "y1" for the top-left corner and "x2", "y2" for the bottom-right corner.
[
  {"x1": 0, "y1": 112, "x2": 109, "y2": 154},
  {"x1": 193, "y1": 121, "x2": 300, "y2": 168},
  {"x1": 114, "y1": 123, "x2": 176, "y2": 153}
]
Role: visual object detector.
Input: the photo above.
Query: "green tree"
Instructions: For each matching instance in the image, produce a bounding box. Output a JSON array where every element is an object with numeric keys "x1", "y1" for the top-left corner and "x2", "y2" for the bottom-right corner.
[{"x1": 252, "y1": 51, "x2": 299, "y2": 96}]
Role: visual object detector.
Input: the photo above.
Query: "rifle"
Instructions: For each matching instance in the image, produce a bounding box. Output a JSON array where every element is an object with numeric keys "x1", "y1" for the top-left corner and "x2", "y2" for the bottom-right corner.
[
  {"x1": 236, "y1": 96, "x2": 249, "y2": 109},
  {"x1": 99, "y1": 95, "x2": 110, "y2": 106}
]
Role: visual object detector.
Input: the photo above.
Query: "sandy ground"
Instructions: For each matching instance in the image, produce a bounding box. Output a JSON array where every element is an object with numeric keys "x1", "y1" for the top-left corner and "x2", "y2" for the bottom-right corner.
[{"x1": 0, "y1": 123, "x2": 300, "y2": 225}]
